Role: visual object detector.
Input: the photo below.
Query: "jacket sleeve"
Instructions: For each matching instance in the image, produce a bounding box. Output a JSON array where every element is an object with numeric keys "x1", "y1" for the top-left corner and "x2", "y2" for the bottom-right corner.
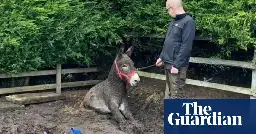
[
  {"x1": 159, "y1": 50, "x2": 164, "y2": 59},
  {"x1": 173, "y1": 19, "x2": 196, "y2": 69}
]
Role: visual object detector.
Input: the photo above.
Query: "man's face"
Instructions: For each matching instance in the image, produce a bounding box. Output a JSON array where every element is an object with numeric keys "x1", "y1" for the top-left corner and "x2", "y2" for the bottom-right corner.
[{"x1": 166, "y1": 5, "x2": 176, "y2": 18}]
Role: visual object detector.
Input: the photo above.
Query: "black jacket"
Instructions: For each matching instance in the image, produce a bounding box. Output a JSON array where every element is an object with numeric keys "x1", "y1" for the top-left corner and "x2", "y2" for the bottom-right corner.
[{"x1": 159, "y1": 13, "x2": 196, "y2": 69}]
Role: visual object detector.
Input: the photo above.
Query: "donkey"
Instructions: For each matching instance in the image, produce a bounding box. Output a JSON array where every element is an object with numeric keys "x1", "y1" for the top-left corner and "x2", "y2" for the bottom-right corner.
[{"x1": 80, "y1": 45, "x2": 144, "y2": 133}]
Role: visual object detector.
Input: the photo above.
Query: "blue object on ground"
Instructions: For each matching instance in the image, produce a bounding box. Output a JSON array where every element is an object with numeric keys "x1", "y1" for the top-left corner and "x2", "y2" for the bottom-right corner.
[{"x1": 70, "y1": 128, "x2": 82, "y2": 134}]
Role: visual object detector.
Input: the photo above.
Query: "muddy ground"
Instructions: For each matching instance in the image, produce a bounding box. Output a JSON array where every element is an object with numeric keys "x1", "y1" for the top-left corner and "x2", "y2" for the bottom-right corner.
[{"x1": 0, "y1": 77, "x2": 249, "y2": 134}]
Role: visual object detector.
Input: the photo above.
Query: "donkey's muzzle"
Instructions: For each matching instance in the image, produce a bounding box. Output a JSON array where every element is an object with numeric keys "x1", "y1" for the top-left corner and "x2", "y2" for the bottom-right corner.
[{"x1": 129, "y1": 73, "x2": 140, "y2": 86}]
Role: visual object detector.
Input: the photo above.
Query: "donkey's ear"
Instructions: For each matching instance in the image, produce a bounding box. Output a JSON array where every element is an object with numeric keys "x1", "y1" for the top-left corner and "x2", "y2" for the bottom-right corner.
[
  {"x1": 116, "y1": 45, "x2": 125, "y2": 59},
  {"x1": 125, "y1": 45, "x2": 133, "y2": 57}
]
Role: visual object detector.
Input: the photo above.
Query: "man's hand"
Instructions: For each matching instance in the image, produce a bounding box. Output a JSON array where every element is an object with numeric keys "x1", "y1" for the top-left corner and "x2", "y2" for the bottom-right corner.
[
  {"x1": 171, "y1": 66, "x2": 179, "y2": 74},
  {"x1": 155, "y1": 58, "x2": 163, "y2": 67}
]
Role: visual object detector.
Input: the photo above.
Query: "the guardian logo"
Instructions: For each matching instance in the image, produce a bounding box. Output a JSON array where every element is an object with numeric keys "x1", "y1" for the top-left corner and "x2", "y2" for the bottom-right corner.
[{"x1": 168, "y1": 102, "x2": 242, "y2": 126}]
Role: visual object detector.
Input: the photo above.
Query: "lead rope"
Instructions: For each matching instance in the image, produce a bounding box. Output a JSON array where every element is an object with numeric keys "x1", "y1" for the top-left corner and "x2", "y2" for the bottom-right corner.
[{"x1": 136, "y1": 64, "x2": 155, "y2": 71}]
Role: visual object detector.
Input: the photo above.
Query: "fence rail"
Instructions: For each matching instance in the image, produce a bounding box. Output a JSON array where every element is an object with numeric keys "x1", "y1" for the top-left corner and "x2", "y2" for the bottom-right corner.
[
  {"x1": 0, "y1": 65, "x2": 102, "y2": 95},
  {"x1": 0, "y1": 67, "x2": 98, "y2": 78},
  {"x1": 189, "y1": 57, "x2": 256, "y2": 69}
]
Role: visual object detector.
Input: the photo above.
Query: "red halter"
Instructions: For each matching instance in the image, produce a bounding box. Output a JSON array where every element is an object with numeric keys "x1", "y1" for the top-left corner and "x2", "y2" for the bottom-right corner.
[{"x1": 114, "y1": 59, "x2": 137, "y2": 84}]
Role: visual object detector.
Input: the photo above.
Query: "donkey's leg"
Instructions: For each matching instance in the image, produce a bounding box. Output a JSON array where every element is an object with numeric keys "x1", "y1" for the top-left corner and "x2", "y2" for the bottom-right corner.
[
  {"x1": 107, "y1": 98, "x2": 127, "y2": 124},
  {"x1": 119, "y1": 97, "x2": 135, "y2": 121},
  {"x1": 120, "y1": 97, "x2": 145, "y2": 131},
  {"x1": 108, "y1": 100, "x2": 136, "y2": 134},
  {"x1": 107, "y1": 98, "x2": 138, "y2": 133}
]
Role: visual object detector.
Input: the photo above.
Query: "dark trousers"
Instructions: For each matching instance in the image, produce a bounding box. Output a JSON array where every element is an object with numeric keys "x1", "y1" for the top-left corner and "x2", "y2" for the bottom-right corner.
[{"x1": 164, "y1": 63, "x2": 188, "y2": 99}]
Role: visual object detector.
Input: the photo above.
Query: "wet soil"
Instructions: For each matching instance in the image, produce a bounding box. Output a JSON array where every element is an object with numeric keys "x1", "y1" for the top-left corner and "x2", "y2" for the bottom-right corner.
[{"x1": 0, "y1": 77, "x2": 249, "y2": 134}]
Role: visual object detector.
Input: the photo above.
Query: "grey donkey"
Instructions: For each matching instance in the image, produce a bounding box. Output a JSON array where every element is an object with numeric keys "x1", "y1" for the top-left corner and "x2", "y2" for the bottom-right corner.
[{"x1": 80, "y1": 46, "x2": 145, "y2": 133}]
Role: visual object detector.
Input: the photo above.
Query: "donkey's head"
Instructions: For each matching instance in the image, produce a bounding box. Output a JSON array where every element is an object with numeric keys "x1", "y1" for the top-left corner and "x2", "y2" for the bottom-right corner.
[{"x1": 114, "y1": 45, "x2": 140, "y2": 86}]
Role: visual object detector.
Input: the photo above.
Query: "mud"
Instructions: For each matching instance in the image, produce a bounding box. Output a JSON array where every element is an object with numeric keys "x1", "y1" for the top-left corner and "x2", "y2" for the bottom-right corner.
[{"x1": 0, "y1": 77, "x2": 249, "y2": 134}]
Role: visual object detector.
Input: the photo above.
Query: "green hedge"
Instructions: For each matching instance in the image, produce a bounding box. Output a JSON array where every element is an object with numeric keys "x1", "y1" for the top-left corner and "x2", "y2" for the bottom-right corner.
[
  {"x1": 0, "y1": 0, "x2": 123, "y2": 74},
  {"x1": 0, "y1": 0, "x2": 255, "y2": 74},
  {"x1": 185, "y1": 0, "x2": 256, "y2": 54}
]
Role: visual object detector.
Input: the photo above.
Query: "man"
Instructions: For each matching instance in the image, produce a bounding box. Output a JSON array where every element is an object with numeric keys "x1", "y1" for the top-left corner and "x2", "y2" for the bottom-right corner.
[{"x1": 156, "y1": 0, "x2": 196, "y2": 98}]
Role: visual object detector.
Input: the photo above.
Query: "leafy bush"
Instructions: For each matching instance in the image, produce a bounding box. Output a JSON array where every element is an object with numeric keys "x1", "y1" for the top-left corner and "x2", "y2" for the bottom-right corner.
[
  {"x1": 0, "y1": 0, "x2": 123, "y2": 74},
  {"x1": 184, "y1": 0, "x2": 256, "y2": 54},
  {"x1": 0, "y1": 0, "x2": 255, "y2": 74}
]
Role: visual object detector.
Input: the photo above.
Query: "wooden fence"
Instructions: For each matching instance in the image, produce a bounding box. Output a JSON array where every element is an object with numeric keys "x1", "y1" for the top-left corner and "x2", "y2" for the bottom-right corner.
[
  {"x1": 0, "y1": 64, "x2": 102, "y2": 95},
  {"x1": 137, "y1": 51, "x2": 256, "y2": 98}
]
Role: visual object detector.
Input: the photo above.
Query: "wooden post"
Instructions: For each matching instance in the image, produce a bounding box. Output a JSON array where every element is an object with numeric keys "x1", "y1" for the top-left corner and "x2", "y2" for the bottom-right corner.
[
  {"x1": 56, "y1": 64, "x2": 62, "y2": 94},
  {"x1": 251, "y1": 49, "x2": 256, "y2": 99}
]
